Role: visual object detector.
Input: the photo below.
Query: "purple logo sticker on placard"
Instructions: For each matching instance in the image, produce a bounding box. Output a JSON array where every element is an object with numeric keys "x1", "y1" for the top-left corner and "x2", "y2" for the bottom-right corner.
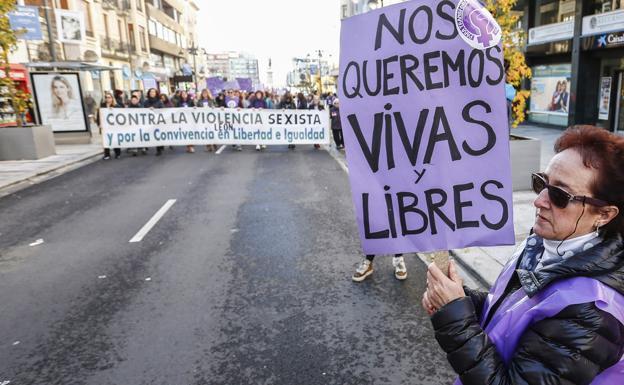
[{"x1": 455, "y1": 0, "x2": 501, "y2": 50}]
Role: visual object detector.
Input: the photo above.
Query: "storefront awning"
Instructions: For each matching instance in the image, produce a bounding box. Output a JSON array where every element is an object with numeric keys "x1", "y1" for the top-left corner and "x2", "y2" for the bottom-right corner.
[{"x1": 24, "y1": 61, "x2": 121, "y2": 72}]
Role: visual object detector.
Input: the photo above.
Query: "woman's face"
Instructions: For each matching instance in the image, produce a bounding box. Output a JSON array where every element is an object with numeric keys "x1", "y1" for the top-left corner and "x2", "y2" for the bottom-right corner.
[
  {"x1": 105, "y1": 94, "x2": 114, "y2": 104},
  {"x1": 53, "y1": 80, "x2": 69, "y2": 99},
  {"x1": 148, "y1": 89, "x2": 157, "y2": 98},
  {"x1": 533, "y1": 149, "x2": 605, "y2": 240}
]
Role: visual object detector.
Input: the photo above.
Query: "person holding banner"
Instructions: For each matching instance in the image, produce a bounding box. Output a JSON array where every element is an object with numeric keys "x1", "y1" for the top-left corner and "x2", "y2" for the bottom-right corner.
[
  {"x1": 175, "y1": 90, "x2": 196, "y2": 153},
  {"x1": 143, "y1": 88, "x2": 165, "y2": 156},
  {"x1": 127, "y1": 94, "x2": 148, "y2": 156},
  {"x1": 198, "y1": 89, "x2": 217, "y2": 152},
  {"x1": 250, "y1": 91, "x2": 268, "y2": 151},
  {"x1": 308, "y1": 95, "x2": 324, "y2": 150},
  {"x1": 279, "y1": 92, "x2": 297, "y2": 150},
  {"x1": 97, "y1": 92, "x2": 122, "y2": 160},
  {"x1": 423, "y1": 126, "x2": 624, "y2": 385}
]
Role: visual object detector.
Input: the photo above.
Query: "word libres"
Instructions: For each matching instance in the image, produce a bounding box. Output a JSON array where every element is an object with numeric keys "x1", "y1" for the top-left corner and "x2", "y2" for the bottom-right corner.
[{"x1": 362, "y1": 180, "x2": 509, "y2": 240}]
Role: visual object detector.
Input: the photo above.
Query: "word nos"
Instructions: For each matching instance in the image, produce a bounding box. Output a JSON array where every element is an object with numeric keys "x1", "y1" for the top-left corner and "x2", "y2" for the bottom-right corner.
[
  {"x1": 342, "y1": 0, "x2": 504, "y2": 99},
  {"x1": 362, "y1": 181, "x2": 509, "y2": 240}
]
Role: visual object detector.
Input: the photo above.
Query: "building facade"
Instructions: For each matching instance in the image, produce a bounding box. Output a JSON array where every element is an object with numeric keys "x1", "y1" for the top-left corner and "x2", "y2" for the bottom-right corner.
[
  {"x1": 286, "y1": 56, "x2": 336, "y2": 94},
  {"x1": 521, "y1": 0, "x2": 624, "y2": 133},
  {"x1": 145, "y1": 0, "x2": 187, "y2": 93},
  {"x1": 10, "y1": 0, "x2": 202, "y2": 101},
  {"x1": 205, "y1": 52, "x2": 260, "y2": 89}
]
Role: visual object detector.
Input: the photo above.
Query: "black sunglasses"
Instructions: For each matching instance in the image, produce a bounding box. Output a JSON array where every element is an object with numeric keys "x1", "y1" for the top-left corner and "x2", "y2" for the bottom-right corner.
[{"x1": 531, "y1": 173, "x2": 609, "y2": 209}]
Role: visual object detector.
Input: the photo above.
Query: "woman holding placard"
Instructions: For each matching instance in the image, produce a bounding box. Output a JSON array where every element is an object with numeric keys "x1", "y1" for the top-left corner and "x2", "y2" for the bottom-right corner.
[{"x1": 423, "y1": 125, "x2": 624, "y2": 385}]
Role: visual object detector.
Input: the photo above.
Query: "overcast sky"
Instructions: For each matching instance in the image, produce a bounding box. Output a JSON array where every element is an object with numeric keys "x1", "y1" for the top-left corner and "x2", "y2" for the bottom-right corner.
[{"x1": 197, "y1": 0, "x2": 342, "y2": 87}]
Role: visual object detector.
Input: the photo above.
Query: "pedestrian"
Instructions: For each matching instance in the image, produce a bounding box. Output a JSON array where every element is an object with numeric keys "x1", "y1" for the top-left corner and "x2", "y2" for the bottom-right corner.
[
  {"x1": 215, "y1": 92, "x2": 226, "y2": 108},
  {"x1": 308, "y1": 94, "x2": 324, "y2": 149},
  {"x1": 127, "y1": 93, "x2": 147, "y2": 156},
  {"x1": 113, "y1": 89, "x2": 126, "y2": 107},
  {"x1": 265, "y1": 91, "x2": 275, "y2": 109},
  {"x1": 198, "y1": 89, "x2": 217, "y2": 152},
  {"x1": 296, "y1": 92, "x2": 308, "y2": 110},
  {"x1": 175, "y1": 90, "x2": 196, "y2": 153},
  {"x1": 423, "y1": 125, "x2": 624, "y2": 385},
  {"x1": 160, "y1": 93, "x2": 174, "y2": 108},
  {"x1": 241, "y1": 91, "x2": 251, "y2": 108},
  {"x1": 250, "y1": 90, "x2": 267, "y2": 151},
  {"x1": 280, "y1": 92, "x2": 297, "y2": 149},
  {"x1": 143, "y1": 88, "x2": 165, "y2": 156},
  {"x1": 97, "y1": 91, "x2": 121, "y2": 160},
  {"x1": 330, "y1": 99, "x2": 344, "y2": 149},
  {"x1": 352, "y1": 254, "x2": 407, "y2": 282}
]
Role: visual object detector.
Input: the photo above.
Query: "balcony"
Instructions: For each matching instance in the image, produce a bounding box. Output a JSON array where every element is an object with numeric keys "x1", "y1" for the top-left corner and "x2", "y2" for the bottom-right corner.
[
  {"x1": 100, "y1": 35, "x2": 134, "y2": 58},
  {"x1": 102, "y1": 0, "x2": 131, "y2": 12}
]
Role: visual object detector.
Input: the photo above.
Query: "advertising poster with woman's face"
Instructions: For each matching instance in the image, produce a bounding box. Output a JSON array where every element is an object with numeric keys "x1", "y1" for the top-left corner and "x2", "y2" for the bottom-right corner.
[
  {"x1": 530, "y1": 77, "x2": 571, "y2": 115},
  {"x1": 32, "y1": 73, "x2": 88, "y2": 132}
]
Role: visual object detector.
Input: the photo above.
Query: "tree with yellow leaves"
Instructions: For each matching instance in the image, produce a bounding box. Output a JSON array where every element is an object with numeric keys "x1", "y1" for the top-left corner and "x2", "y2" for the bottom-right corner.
[
  {"x1": 0, "y1": 0, "x2": 31, "y2": 127},
  {"x1": 485, "y1": 0, "x2": 532, "y2": 127}
]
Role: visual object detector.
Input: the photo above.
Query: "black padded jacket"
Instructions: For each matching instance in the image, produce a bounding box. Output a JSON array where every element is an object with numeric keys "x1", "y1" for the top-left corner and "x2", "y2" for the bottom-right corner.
[{"x1": 432, "y1": 235, "x2": 624, "y2": 385}]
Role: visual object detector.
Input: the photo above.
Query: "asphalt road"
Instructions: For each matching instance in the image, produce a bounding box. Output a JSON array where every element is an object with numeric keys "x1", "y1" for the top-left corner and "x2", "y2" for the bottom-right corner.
[{"x1": 0, "y1": 146, "x2": 456, "y2": 385}]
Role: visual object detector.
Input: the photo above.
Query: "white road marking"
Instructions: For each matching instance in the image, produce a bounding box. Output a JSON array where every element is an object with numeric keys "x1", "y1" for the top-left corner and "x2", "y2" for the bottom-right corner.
[
  {"x1": 129, "y1": 199, "x2": 177, "y2": 243},
  {"x1": 215, "y1": 145, "x2": 227, "y2": 154},
  {"x1": 29, "y1": 239, "x2": 44, "y2": 247}
]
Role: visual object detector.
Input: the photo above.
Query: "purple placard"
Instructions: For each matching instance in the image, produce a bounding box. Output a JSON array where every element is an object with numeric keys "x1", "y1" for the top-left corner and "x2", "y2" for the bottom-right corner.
[
  {"x1": 338, "y1": 0, "x2": 514, "y2": 254},
  {"x1": 222, "y1": 79, "x2": 241, "y2": 91},
  {"x1": 206, "y1": 77, "x2": 224, "y2": 95},
  {"x1": 236, "y1": 77, "x2": 253, "y2": 92}
]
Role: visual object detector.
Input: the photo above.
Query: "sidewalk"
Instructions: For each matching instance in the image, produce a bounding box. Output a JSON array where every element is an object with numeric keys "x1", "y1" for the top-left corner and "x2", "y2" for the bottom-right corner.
[
  {"x1": 0, "y1": 139, "x2": 103, "y2": 197},
  {"x1": 452, "y1": 123, "x2": 562, "y2": 287}
]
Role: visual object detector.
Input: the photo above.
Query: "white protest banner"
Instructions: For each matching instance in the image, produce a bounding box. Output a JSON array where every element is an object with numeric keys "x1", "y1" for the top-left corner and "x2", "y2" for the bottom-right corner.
[{"x1": 101, "y1": 108, "x2": 330, "y2": 148}]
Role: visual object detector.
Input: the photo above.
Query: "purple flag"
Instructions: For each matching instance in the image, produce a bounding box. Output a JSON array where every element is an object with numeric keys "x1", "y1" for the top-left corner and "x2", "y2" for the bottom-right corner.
[
  {"x1": 206, "y1": 77, "x2": 224, "y2": 95},
  {"x1": 236, "y1": 77, "x2": 253, "y2": 92},
  {"x1": 338, "y1": 0, "x2": 513, "y2": 254}
]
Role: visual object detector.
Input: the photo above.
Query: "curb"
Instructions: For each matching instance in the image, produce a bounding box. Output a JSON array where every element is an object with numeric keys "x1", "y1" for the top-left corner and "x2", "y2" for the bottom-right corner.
[
  {"x1": 449, "y1": 250, "x2": 492, "y2": 289},
  {"x1": 0, "y1": 150, "x2": 102, "y2": 196}
]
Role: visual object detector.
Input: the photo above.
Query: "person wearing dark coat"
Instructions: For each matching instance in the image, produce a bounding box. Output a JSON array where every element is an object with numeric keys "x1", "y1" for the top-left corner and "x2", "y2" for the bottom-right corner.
[
  {"x1": 143, "y1": 88, "x2": 165, "y2": 156},
  {"x1": 250, "y1": 91, "x2": 267, "y2": 151},
  {"x1": 308, "y1": 94, "x2": 324, "y2": 149},
  {"x1": 175, "y1": 90, "x2": 196, "y2": 153},
  {"x1": 423, "y1": 125, "x2": 624, "y2": 385},
  {"x1": 329, "y1": 98, "x2": 343, "y2": 149},
  {"x1": 280, "y1": 92, "x2": 297, "y2": 149},
  {"x1": 127, "y1": 94, "x2": 147, "y2": 156}
]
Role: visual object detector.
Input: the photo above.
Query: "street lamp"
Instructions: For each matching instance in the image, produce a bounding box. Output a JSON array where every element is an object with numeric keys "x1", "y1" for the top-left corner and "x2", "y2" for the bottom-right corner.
[
  {"x1": 185, "y1": 44, "x2": 205, "y2": 91},
  {"x1": 368, "y1": 0, "x2": 384, "y2": 10}
]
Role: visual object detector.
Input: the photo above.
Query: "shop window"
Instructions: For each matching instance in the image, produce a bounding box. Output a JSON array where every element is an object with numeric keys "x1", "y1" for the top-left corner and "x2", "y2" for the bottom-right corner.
[{"x1": 529, "y1": 64, "x2": 572, "y2": 126}]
